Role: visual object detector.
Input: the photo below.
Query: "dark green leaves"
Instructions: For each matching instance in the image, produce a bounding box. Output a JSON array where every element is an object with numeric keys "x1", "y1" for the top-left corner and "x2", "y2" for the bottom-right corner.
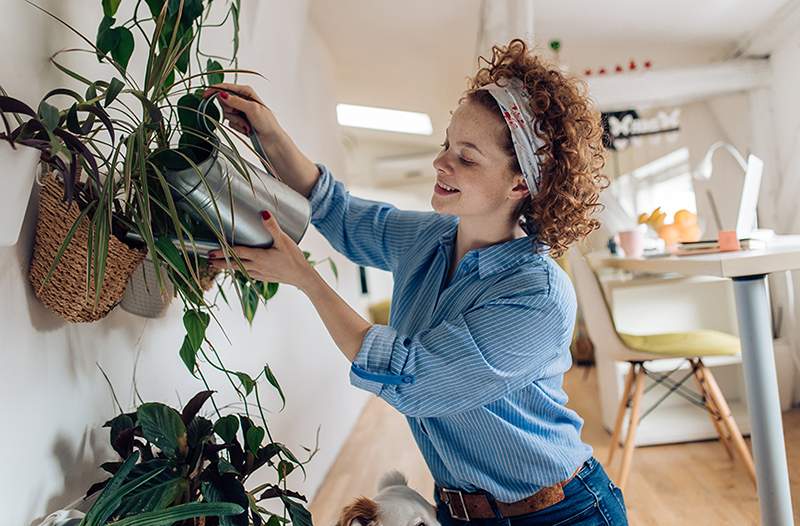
[
  {"x1": 37, "y1": 101, "x2": 60, "y2": 131},
  {"x1": 137, "y1": 402, "x2": 189, "y2": 458},
  {"x1": 245, "y1": 426, "x2": 265, "y2": 456},
  {"x1": 282, "y1": 498, "x2": 314, "y2": 526},
  {"x1": 206, "y1": 59, "x2": 224, "y2": 86},
  {"x1": 102, "y1": 0, "x2": 122, "y2": 17},
  {"x1": 180, "y1": 309, "x2": 209, "y2": 375},
  {"x1": 95, "y1": 16, "x2": 135, "y2": 71},
  {"x1": 96, "y1": 16, "x2": 118, "y2": 56},
  {"x1": 112, "y1": 27, "x2": 135, "y2": 71},
  {"x1": 105, "y1": 77, "x2": 125, "y2": 107},
  {"x1": 214, "y1": 414, "x2": 239, "y2": 443},
  {"x1": 183, "y1": 309, "x2": 210, "y2": 350},
  {"x1": 179, "y1": 336, "x2": 198, "y2": 375}
]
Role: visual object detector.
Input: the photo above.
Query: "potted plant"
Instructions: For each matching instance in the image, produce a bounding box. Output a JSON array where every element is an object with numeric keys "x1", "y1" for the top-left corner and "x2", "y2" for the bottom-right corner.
[
  {"x1": 81, "y1": 389, "x2": 316, "y2": 526},
  {"x1": 0, "y1": 87, "x2": 146, "y2": 322}
]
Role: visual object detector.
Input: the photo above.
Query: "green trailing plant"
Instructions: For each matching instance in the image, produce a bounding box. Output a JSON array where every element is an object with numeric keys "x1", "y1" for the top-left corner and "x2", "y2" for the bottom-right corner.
[
  {"x1": 0, "y1": 0, "x2": 341, "y2": 523},
  {"x1": 82, "y1": 390, "x2": 318, "y2": 526}
]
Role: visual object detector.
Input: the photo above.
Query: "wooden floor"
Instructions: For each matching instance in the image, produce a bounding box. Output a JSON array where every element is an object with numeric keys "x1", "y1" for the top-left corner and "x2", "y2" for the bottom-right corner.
[{"x1": 310, "y1": 366, "x2": 800, "y2": 525}]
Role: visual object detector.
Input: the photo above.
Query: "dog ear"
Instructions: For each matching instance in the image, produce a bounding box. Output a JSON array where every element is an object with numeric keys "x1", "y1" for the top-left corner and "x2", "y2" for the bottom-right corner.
[
  {"x1": 335, "y1": 497, "x2": 380, "y2": 526},
  {"x1": 378, "y1": 470, "x2": 408, "y2": 491}
]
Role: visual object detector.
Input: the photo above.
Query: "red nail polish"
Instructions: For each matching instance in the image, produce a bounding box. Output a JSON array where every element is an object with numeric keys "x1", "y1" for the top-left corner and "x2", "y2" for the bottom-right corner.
[
  {"x1": 220, "y1": 91, "x2": 229, "y2": 99},
  {"x1": 261, "y1": 210, "x2": 271, "y2": 220}
]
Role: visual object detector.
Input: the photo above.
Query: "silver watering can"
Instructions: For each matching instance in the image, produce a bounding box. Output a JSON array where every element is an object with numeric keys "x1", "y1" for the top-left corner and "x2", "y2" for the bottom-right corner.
[{"x1": 155, "y1": 92, "x2": 311, "y2": 255}]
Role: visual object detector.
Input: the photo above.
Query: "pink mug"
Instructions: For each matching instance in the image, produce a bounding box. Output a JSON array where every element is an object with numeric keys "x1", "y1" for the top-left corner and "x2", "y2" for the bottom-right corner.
[{"x1": 618, "y1": 229, "x2": 645, "y2": 258}]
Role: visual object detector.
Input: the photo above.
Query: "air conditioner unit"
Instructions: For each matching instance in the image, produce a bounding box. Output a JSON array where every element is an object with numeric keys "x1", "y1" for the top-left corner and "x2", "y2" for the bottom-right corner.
[{"x1": 372, "y1": 151, "x2": 438, "y2": 188}]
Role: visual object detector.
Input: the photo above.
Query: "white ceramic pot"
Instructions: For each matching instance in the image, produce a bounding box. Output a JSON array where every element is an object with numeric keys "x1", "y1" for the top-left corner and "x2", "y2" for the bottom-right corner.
[
  {"x1": 0, "y1": 141, "x2": 41, "y2": 246},
  {"x1": 36, "y1": 509, "x2": 85, "y2": 526},
  {"x1": 120, "y1": 257, "x2": 175, "y2": 318}
]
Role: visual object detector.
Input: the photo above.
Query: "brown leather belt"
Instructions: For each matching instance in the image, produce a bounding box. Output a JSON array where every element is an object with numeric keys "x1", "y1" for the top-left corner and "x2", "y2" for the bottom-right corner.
[{"x1": 437, "y1": 465, "x2": 582, "y2": 521}]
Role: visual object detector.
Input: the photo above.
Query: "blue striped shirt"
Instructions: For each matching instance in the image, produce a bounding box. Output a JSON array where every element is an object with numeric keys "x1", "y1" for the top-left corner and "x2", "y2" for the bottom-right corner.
[{"x1": 308, "y1": 165, "x2": 592, "y2": 501}]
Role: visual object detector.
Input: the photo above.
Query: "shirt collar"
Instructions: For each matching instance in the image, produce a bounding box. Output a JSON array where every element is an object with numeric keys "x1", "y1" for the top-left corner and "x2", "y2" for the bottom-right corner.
[{"x1": 438, "y1": 222, "x2": 546, "y2": 279}]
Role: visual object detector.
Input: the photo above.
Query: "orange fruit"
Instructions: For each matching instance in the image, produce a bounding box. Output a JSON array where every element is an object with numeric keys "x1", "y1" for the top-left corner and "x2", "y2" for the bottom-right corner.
[
  {"x1": 678, "y1": 223, "x2": 702, "y2": 242},
  {"x1": 674, "y1": 209, "x2": 697, "y2": 227},
  {"x1": 657, "y1": 223, "x2": 681, "y2": 246}
]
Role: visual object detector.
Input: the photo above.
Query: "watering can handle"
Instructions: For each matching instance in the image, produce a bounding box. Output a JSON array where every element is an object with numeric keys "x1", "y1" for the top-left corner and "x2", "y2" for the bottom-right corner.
[{"x1": 197, "y1": 92, "x2": 276, "y2": 177}]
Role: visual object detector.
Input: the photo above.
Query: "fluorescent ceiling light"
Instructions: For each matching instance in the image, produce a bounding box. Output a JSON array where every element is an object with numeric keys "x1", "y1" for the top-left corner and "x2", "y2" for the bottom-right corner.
[
  {"x1": 631, "y1": 147, "x2": 689, "y2": 179},
  {"x1": 336, "y1": 104, "x2": 433, "y2": 135}
]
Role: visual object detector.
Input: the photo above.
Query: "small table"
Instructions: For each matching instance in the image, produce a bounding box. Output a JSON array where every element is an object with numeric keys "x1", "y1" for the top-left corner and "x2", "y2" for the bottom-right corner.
[{"x1": 597, "y1": 236, "x2": 800, "y2": 526}]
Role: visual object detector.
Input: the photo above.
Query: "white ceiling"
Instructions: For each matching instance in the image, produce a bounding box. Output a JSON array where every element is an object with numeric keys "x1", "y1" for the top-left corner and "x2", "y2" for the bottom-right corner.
[{"x1": 309, "y1": 0, "x2": 789, "y2": 147}]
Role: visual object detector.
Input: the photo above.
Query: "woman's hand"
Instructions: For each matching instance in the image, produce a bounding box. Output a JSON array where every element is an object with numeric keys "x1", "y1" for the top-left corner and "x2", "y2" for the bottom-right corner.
[
  {"x1": 203, "y1": 83, "x2": 282, "y2": 142},
  {"x1": 207, "y1": 210, "x2": 315, "y2": 291}
]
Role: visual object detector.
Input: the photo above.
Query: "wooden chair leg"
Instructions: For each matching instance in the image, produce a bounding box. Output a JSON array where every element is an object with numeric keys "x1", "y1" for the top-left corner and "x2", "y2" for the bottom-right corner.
[
  {"x1": 618, "y1": 364, "x2": 646, "y2": 490},
  {"x1": 691, "y1": 359, "x2": 735, "y2": 460},
  {"x1": 608, "y1": 362, "x2": 637, "y2": 466},
  {"x1": 696, "y1": 361, "x2": 757, "y2": 486}
]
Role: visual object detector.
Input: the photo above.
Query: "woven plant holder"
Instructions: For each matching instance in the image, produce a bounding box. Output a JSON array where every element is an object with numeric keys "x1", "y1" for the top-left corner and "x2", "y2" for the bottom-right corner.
[
  {"x1": 120, "y1": 258, "x2": 175, "y2": 318},
  {"x1": 29, "y1": 175, "x2": 146, "y2": 322}
]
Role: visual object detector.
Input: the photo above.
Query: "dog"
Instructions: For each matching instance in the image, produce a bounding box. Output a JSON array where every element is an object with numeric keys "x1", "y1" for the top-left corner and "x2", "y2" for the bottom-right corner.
[{"x1": 335, "y1": 471, "x2": 441, "y2": 526}]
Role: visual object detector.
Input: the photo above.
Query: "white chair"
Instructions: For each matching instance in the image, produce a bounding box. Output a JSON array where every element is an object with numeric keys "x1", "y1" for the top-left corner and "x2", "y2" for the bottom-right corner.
[{"x1": 565, "y1": 247, "x2": 756, "y2": 490}]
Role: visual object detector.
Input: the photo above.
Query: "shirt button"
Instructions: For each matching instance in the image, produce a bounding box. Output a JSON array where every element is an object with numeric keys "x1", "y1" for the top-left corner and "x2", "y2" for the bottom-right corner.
[{"x1": 402, "y1": 375, "x2": 414, "y2": 384}]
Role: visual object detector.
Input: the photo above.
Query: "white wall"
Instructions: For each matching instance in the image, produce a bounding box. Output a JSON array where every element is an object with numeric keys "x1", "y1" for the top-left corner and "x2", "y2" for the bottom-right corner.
[{"x1": 0, "y1": 2, "x2": 370, "y2": 525}]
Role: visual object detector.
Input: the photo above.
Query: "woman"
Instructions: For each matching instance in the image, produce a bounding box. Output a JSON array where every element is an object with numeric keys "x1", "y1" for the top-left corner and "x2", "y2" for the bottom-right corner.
[{"x1": 207, "y1": 39, "x2": 627, "y2": 525}]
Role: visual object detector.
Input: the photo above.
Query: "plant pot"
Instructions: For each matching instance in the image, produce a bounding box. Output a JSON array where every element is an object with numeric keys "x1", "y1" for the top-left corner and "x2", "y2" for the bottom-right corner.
[
  {"x1": 28, "y1": 174, "x2": 146, "y2": 322},
  {"x1": 36, "y1": 509, "x2": 84, "y2": 526},
  {"x1": 0, "y1": 141, "x2": 41, "y2": 246},
  {"x1": 120, "y1": 258, "x2": 175, "y2": 318}
]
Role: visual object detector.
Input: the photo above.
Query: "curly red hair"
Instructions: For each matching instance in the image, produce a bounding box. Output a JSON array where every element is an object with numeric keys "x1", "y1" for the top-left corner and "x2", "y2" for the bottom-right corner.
[{"x1": 465, "y1": 39, "x2": 608, "y2": 257}]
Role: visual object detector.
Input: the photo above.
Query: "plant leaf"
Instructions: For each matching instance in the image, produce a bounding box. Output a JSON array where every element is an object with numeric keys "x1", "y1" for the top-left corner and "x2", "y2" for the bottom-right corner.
[
  {"x1": 180, "y1": 390, "x2": 215, "y2": 424},
  {"x1": 112, "y1": 27, "x2": 135, "y2": 71},
  {"x1": 102, "y1": 0, "x2": 122, "y2": 16},
  {"x1": 107, "y1": 502, "x2": 244, "y2": 526},
  {"x1": 217, "y1": 457, "x2": 239, "y2": 476},
  {"x1": 235, "y1": 371, "x2": 254, "y2": 396},
  {"x1": 183, "y1": 309, "x2": 210, "y2": 351},
  {"x1": 115, "y1": 476, "x2": 183, "y2": 518},
  {"x1": 281, "y1": 498, "x2": 314, "y2": 526},
  {"x1": 277, "y1": 460, "x2": 294, "y2": 481},
  {"x1": 179, "y1": 335, "x2": 197, "y2": 375},
  {"x1": 96, "y1": 15, "x2": 118, "y2": 58},
  {"x1": 187, "y1": 416, "x2": 214, "y2": 448},
  {"x1": 206, "y1": 58, "x2": 224, "y2": 86},
  {"x1": 137, "y1": 402, "x2": 188, "y2": 458},
  {"x1": 214, "y1": 414, "x2": 239, "y2": 443},
  {"x1": 105, "y1": 77, "x2": 125, "y2": 107},
  {"x1": 245, "y1": 426, "x2": 265, "y2": 456},
  {"x1": 37, "y1": 101, "x2": 60, "y2": 131},
  {"x1": 263, "y1": 365, "x2": 286, "y2": 410}
]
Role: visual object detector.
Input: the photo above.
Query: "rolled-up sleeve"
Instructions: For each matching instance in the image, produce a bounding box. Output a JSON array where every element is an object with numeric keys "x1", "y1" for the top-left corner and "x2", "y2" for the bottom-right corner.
[
  {"x1": 349, "y1": 292, "x2": 575, "y2": 417},
  {"x1": 308, "y1": 164, "x2": 436, "y2": 272}
]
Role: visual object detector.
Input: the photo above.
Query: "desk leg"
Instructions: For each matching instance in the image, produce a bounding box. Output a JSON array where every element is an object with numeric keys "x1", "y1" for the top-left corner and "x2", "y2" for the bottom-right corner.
[{"x1": 732, "y1": 275, "x2": 795, "y2": 526}]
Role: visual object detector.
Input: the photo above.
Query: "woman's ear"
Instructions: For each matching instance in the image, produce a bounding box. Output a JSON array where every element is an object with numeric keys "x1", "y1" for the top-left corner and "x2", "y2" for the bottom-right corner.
[
  {"x1": 335, "y1": 497, "x2": 380, "y2": 526},
  {"x1": 509, "y1": 177, "x2": 530, "y2": 200}
]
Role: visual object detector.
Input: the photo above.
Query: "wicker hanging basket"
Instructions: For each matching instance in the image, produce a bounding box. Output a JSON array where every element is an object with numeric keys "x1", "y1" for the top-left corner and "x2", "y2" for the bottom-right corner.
[{"x1": 28, "y1": 175, "x2": 146, "y2": 322}]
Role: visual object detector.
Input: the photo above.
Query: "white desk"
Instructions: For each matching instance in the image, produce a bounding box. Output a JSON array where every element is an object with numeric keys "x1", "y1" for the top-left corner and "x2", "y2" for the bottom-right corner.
[{"x1": 597, "y1": 236, "x2": 800, "y2": 526}]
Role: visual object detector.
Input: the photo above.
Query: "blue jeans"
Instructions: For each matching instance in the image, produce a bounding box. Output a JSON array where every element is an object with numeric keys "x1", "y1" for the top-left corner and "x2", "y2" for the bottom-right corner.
[{"x1": 435, "y1": 457, "x2": 628, "y2": 526}]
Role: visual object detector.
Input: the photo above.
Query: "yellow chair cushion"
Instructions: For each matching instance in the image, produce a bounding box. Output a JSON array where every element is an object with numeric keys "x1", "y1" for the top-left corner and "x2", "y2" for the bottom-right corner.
[
  {"x1": 367, "y1": 299, "x2": 391, "y2": 325},
  {"x1": 619, "y1": 330, "x2": 740, "y2": 357}
]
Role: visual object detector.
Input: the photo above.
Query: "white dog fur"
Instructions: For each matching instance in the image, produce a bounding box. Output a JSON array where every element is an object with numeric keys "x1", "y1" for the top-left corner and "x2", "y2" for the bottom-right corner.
[{"x1": 335, "y1": 471, "x2": 441, "y2": 526}]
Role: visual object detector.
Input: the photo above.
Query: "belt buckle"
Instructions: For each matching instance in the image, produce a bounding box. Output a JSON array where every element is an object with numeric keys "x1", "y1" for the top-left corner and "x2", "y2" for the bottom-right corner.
[{"x1": 442, "y1": 488, "x2": 470, "y2": 522}]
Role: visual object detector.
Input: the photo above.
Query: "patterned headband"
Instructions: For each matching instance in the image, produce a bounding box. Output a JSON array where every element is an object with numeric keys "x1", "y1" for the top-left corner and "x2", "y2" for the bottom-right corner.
[{"x1": 477, "y1": 78, "x2": 545, "y2": 195}]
